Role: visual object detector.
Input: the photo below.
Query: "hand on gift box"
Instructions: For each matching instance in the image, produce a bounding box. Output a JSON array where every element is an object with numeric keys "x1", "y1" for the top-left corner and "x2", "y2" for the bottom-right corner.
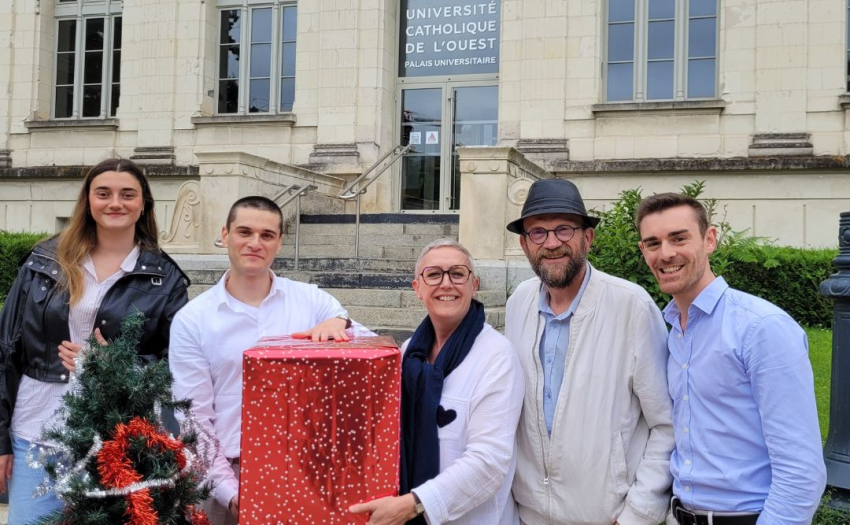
[
  {"x1": 291, "y1": 317, "x2": 351, "y2": 342},
  {"x1": 349, "y1": 494, "x2": 417, "y2": 525},
  {"x1": 229, "y1": 495, "x2": 239, "y2": 518}
]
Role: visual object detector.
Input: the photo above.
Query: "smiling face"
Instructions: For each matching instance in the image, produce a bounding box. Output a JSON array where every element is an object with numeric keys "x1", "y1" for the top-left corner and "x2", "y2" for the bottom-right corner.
[
  {"x1": 87, "y1": 170, "x2": 145, "y2": 235},
  {"x1": 221, "y1": 207, "x2": 283, "y2": 278},
  {"x1": 413, "y1": 246, "x2": 479, "y2": 330},
  {"x1": 638, "y1": 205, "x2": 717, "y2": 306},
  {"x1": 519, "y1": 213, "x2": 594, "y2": 290}
]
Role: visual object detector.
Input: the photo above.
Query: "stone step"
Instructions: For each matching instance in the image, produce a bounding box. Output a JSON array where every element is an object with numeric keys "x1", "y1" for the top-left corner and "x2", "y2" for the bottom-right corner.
[
  {"x1": 281, "y1": 244, "x2": 422, "y2": 260},
  {"x1": 348, "y1": 305, "x2": 505, "y2": 332},
  {"x1": 283, "y1": 232, "x2": 453, "y2": 248},
  {"x1": 285, "y1": 222, "x2": 458, "y2": 237},
  {"x1": 299, "y1": 213, "x2": 459, "y2": 225},
  {"x1": 323, "y1": 288, "x2": 506, "y2": 308},
  {"x1": 176, "y1": 257, "x2": 516, "y2": 292},
  {"x1": 274, "y1": 257, "x2": 416, "y2": 273},
  {"x1": 368, "y1": 327, "x2": 412, "y2": 346},
  {"x1": 184, "y1": 268, "x2": 413, "y2": 289}
]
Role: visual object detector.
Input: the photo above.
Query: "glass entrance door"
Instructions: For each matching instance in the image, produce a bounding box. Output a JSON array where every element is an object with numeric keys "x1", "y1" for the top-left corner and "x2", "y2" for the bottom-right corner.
[
  {"x1": 400, "y1": 84, "x2": 498, "y2": 212},
  {"x1": 401, "y1": 88, "x2": 442, "y2": 211}
]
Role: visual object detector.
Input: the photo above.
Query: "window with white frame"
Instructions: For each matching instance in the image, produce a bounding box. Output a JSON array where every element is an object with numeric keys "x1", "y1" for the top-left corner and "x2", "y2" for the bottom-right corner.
[
  {"x1": 54, "y1": 0, "x2": 122, "y2": 119},
  {"x1": 605, "y1": 0, "x2": 717, "y2": 102},
  {"x1": 217, "y1": 2, "x2": 297, "y2": 114}
]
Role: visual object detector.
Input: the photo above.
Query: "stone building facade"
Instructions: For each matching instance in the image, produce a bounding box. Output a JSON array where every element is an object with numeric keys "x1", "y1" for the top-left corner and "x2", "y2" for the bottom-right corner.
[{"x1": 1, "y1": 0, "x2": 849, "y2": 253}]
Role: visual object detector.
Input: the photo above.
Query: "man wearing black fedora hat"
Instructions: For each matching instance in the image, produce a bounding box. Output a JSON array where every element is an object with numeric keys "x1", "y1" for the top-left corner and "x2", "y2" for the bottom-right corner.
[{"x1": 504, "y1": 179, "x2": 675, "y2": 525}]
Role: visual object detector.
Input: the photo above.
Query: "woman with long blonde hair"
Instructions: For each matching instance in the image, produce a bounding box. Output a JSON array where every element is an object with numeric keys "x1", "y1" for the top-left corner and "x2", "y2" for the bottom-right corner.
[{"x1": 0, "y1": 158, "x2": 189, "y2": 524}]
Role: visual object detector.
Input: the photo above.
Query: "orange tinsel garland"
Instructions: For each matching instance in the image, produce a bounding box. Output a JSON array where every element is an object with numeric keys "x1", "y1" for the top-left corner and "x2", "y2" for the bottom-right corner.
[
  {"x1": 96, "y1": 416, "x2": 188, "y2": 525},
  {"x1": 189, "y1": 506, "x2": 213, "y2": 525}
]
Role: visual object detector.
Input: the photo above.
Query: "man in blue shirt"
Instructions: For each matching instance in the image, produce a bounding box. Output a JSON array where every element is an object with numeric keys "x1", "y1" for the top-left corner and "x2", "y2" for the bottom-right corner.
[{"x1": 636, "y1": 192, "x2": 826, "y2": 525}]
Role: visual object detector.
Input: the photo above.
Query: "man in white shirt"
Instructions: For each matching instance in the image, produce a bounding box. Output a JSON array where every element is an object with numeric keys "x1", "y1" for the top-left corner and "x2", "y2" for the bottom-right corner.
[{"x1": 169, "y1": 196, "x2": 368, "y2": 525}]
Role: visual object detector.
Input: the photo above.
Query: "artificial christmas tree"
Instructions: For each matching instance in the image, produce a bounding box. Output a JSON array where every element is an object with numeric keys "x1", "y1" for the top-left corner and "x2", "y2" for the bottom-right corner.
[{"x1": 31, "y1": 312, "x2": 214, "y2": 525}]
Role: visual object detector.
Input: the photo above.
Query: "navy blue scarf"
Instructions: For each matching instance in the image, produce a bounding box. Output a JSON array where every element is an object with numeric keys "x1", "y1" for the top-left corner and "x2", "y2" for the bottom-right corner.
[{"x1": 399, "y1": 299, "x2": 485, "y2": 515}]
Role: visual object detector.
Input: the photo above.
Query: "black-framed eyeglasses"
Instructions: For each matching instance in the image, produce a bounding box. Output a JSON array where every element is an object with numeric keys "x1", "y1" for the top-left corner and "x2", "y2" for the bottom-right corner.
[
  {"x1": 523, "y1": 225, "x2": 584, "y2": 245},
  {"x1": 419, "y1": 265, "x2": 473, "y2": 285}
]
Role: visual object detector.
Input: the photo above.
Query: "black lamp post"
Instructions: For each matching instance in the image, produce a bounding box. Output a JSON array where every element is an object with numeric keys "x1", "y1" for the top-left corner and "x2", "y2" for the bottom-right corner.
[{"x1": 820, "y1": 211, "x2": 850, "y2": 509}]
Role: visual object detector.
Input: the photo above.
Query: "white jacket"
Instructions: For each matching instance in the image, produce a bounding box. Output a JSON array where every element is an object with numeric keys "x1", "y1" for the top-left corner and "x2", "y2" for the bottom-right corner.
[
  {"x1": 505, "y1": 266, "x2": 674, "y2": 525},
  {"x1": 403, "y1": 324, "x2": 524, "y2": 525}
]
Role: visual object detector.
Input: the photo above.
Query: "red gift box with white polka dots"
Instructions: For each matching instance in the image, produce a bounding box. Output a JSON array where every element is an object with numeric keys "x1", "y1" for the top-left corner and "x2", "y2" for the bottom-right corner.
[{"x1": 239, "y1": 336, "x2": 401, "y2": 524}]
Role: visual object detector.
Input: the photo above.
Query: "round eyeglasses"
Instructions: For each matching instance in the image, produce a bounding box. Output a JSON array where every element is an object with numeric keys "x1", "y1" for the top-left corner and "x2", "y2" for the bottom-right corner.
[
  {"x1": 419, "y1": 265, "x2": 473, "y2": 285},
  {"x1": 523, "y1": 225, "x2": 584, "y2": 245}
]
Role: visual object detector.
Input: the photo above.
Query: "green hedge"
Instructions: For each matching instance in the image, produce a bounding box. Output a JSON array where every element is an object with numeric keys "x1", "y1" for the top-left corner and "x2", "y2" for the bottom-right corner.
[
  {"x1": 722, "y1": 246, "x2": 836, "y2": 328},
  {"x1": 588, "y1": 182, "x2": 838, "y2": 329},
  {"x1": 0, "y1": 231, "x2": 47, "y2": 304}
]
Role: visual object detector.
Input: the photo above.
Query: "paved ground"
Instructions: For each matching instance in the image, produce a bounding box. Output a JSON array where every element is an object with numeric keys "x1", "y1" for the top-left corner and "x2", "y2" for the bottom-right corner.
[{"x1": 0, "y1": 503, "x2": 7, "y2": 523}]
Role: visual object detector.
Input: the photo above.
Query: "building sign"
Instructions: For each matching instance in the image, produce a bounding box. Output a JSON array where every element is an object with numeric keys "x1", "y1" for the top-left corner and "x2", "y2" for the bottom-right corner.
[{"x1": 399, "y1": 0, "x2": 500, "y2": 77}]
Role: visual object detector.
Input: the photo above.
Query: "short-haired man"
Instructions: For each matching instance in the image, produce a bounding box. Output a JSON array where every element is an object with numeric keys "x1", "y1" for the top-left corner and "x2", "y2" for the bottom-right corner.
[
  {"x1": 635, "y1": 193, "x2": 826, "y2": 525},
  {"x1": 169, "y1": 196, "x2": 370, "y2": 525},
  {"x1": 505, "y1": 179, "x2": 675, "y2": 525}
]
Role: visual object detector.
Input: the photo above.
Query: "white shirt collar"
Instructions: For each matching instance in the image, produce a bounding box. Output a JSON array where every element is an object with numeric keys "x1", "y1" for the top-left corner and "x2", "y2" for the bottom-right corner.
[
  {"x1": 81, "y1": 245, "x2": 141, "y2": 282},
  {"x1": 215, "y1": 269, "x2": 284, "y2": 311}
]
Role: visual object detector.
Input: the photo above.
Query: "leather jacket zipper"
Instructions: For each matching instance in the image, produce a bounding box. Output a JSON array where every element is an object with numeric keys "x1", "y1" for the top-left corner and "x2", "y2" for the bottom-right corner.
[{"x1": 34, "y1": 252, "x2": 61, "y2": 377}]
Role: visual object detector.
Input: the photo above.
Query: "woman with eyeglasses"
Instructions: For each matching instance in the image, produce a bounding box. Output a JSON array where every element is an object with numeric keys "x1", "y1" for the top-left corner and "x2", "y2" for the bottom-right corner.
[
  {"x1": 0, "y1": 158, "x2": 189, "y2": 524},
  {"x1": 350, "y1": 238, "x2": 524, "y2": 525}
]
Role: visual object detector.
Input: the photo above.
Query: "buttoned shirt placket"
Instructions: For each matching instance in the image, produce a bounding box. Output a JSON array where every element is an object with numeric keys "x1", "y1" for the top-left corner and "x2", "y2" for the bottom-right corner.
[
  {"x1": 670, "y1": 309, "x2": 697, "y2": 505},
  {"x1": 537, "y1": 264, "x2": 590, "y2": 435}
]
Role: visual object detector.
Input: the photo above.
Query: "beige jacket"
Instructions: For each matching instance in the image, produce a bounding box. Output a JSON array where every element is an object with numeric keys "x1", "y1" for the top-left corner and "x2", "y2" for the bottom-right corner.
[{"x1": 505, "y1": 266, "x2": 674, "y2": 525}]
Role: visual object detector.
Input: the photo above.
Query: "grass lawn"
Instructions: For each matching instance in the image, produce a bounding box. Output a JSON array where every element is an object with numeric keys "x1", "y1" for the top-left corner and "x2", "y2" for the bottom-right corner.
[
  {"x1": 808, "y1": 327, "x2": 832, "y2": 442},
  {"x1": 805, "y1": 327, "x2": 850, "y2": 524}
]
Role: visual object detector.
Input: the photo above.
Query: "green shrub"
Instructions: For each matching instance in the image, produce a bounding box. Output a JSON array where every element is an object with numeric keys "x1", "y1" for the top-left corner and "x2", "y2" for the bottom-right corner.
[
  {"x1": 723, "y1": 246, "x2": 836, "y2": 328},
  {"x1": 0, "y1": 230, "x2": 48, "y2": 304},
  {"x1": 588, "y1": 182, "x2": 836, "y2": 328},
  {"x1": 587, "y1": 187, "x2": 663, "y2": 303}
]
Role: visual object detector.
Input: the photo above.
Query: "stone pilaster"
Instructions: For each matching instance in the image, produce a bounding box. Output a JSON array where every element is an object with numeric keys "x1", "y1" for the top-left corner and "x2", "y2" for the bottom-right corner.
[
  {"x1": 457, "y1": 146, "x2": 552, "y2": 260},
  {"x1": 753, "y1": 0, "x2": 808, "y2": 133}
]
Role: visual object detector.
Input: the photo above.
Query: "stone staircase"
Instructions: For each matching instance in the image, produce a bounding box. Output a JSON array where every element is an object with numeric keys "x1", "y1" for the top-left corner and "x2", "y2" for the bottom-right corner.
[{"x1": 176, "y1": 213, "x2": 507, "y2": 344}]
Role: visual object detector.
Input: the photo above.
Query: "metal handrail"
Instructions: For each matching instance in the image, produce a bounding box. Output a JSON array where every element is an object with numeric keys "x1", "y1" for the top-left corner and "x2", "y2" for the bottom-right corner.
[
  {"x1": 280, "y1": 185, "x2": 317, "y2": 270},
  {"x1": 338, "y1": 144, "x2": 412, "y2": 200},
  {"x1": 213, "y1": 144, "x2": 411, "y2": 262},
  {"x1": 336, "y1": 144, "x2": 412, "y2": 257},
  {"x1": 278, "y1": 184, "x2": 317, "y2": 209},
  {"x1": 271, "y1": 183, "x2": 303, "y2": 203}
]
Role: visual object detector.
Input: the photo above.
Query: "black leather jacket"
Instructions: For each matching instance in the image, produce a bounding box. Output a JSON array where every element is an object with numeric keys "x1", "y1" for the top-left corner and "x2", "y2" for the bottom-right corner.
[{"x1": 0, "y1": 237, "x2": 189, "y2": 454}]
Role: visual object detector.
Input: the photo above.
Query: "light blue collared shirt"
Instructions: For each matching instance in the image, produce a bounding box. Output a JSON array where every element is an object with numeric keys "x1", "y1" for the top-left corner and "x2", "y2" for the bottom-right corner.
[
  {"x1": 664, "y1": 276, "x2": 826, "y2": 524},
  {"x1": 538, "y1": 263, "x2": 590, "y2": 434}
]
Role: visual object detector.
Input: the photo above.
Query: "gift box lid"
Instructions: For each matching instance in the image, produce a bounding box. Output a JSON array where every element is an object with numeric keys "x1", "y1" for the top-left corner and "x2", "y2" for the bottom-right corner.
[{"x1": 244, "y1": 335, "x2": 400, "y2": 360}]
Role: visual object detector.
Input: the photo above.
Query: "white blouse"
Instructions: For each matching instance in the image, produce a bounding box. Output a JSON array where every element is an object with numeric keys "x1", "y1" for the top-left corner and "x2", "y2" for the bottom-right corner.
[
  {"x1": 403, "y1": 323, "x2": 525, "y2": 525},
  {"x1": 11, "y1": 247, "x2": 140, "y2": 443}
]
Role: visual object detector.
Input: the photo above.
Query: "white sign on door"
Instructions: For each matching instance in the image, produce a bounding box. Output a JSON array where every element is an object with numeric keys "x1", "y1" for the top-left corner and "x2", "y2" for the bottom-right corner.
[
  {"x1": 426, "y1": 131, "x2": 439, "y2": 145},
  {"x1": 409, "y1": 132, "x2": 421, "y2": 145}
]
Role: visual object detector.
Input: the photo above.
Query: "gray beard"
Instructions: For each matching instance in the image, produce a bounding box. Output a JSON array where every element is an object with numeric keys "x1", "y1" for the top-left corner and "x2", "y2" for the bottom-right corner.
[
  {"x1": 534, "y1": 253, "x2": 586, "y2": 289},
  {"x1": 531, "y1": 240, "x2": 588, "y2": 289}
]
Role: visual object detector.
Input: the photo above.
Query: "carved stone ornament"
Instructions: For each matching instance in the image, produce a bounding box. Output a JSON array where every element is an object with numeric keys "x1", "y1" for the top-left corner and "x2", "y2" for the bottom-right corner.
[
  {"x1": 508, "y1": 178, "x2": 533, "y2": 206},
  {"x1": 160, "y1": 181, "x2": 201, "y2": 245}
]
